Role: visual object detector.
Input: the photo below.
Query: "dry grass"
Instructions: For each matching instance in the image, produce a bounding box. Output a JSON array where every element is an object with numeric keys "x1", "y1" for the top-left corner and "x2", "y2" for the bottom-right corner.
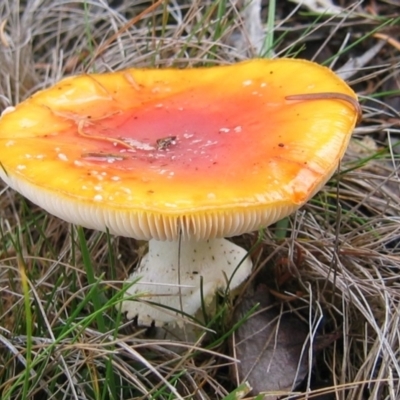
[{"x1": 0, "y1": 0, "x2": 399, "y2": 399}]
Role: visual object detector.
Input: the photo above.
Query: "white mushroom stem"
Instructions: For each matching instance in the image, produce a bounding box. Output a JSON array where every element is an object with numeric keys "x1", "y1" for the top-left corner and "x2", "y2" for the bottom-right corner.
[{"x1": 121, "y1": 238, "x2": 253, "y2": 326}]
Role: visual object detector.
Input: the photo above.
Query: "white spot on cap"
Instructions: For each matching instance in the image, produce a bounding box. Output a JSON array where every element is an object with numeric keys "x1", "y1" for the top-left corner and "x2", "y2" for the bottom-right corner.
[
  {"x1": 155, "y1": 103, "x2": 163, "y2": 108},
  {"x1": 233, "y1": 126, "x2": 242, "y2": 133},
  {"x1": 5, "y1": 140, "x2": 15, "y2": 147},
  {"x1": 122, "y1": 138, "x2": 154, "y2": 151},
  {"x1": 207, "y1": 193, "x2": 216, "y2": 200},
  {"x1": 58, "y1": 153, "x2": 68, "y2": 161},
  {"x1": 219, "y1": 128, "x2": 230, "y2": 133},
  {"x1": 17, "y1": 165, "x2": 26, "y2": 170},
  {"x1": 1, "y1": 106, "x2": 16, "y2": 116},
  {"x1": 242, "y1": 80, "x2": 253, "y2": 86},
  {"x1": 94, "y1": 194, "x2": 103, "y2": 201},
  {"x1": 255, "y1": 194, "x2": 266, "y2": 202},
  {"x1": 260, "y1": 82, "x2": 267, "y2": 88},
  {"x1": 111, "y1": 176, "x2": 121, "y2": 181}
]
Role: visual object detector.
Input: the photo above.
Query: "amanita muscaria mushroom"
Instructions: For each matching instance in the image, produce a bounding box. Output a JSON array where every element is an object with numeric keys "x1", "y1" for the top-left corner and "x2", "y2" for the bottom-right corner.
[{"x1": 0, "y1": 59, "x2": 360, "y2": 326}]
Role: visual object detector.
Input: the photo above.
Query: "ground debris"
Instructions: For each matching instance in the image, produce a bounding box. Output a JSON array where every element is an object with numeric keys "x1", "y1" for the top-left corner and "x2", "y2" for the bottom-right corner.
[
  {"x1": 288, "y1": 0, "x2": 343, "y2": 14},
  {"x1": 231, "y1": 284, "x2": 310, "y2": 399},
  {"x1": 342, "y1": 137, "x2": 400, "y2": 217},
  {"x1": 226, "y1": 0, "x2": 267, "y2": 58}
]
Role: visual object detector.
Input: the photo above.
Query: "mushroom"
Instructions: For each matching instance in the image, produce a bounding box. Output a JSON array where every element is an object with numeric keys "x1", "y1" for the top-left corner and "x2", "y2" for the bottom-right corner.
[{"x1": 0, "y1": 59, "x2": 360, "y2": 326}]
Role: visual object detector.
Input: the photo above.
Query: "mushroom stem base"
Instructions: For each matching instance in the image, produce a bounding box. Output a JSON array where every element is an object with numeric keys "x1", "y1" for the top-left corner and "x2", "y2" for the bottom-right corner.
[{"x1": 121, "y1": 237, "x2": 253, "y2": 326}]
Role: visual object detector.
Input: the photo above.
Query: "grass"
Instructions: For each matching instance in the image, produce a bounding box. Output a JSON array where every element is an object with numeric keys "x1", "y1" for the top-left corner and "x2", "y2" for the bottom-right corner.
[{"x1": 0, "y1": 0, "x2": 400, "y2": 399}]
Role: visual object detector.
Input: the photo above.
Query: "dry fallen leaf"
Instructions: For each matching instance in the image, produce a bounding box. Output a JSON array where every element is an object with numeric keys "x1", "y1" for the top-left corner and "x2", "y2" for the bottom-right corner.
[
  {"x1": 231, "y1": 284, "x2": 310, "y2": 399},
  {"x1": 288, "y1": 0, "x2": 343, "y2": 14}
]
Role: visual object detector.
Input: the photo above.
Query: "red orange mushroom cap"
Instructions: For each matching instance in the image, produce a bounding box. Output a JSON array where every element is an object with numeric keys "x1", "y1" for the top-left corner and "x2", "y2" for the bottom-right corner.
[{"x1": 0, "y1": 59, "x2": 359, "y2": 240}]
